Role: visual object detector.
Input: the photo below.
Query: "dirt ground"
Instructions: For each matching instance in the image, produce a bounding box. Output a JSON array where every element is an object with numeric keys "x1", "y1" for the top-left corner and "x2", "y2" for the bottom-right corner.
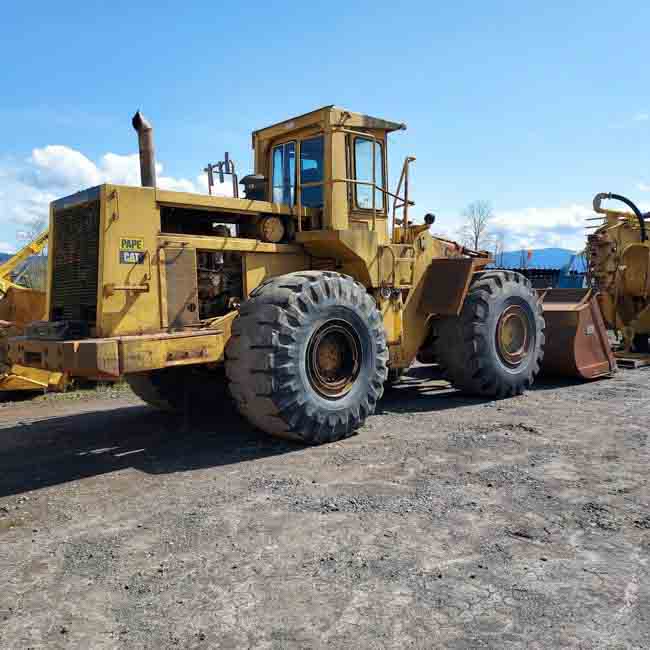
[{"x1": 0, "y1": 367, "x2": 648, "y2": 649}]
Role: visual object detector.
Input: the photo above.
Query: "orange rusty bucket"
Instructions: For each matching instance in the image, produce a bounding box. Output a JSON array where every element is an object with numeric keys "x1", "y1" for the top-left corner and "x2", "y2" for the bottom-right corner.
[{"x1": 538, "y1": 288, "x2": 616, "y2": 379}]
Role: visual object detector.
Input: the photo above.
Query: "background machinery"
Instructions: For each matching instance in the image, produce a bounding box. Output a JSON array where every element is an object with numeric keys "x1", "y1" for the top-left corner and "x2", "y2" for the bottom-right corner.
[
  {"x1": 587, "y1": 192, "x2": 650, "y2": 356},
  {"x1": 0, "y1": 230, "x2": 67, "y2": 392},
  {"x1": 533, "y1": 191, "x2": 650, "y2": 379},
  {"x1": 9, "y1": 106, "x2": 547, "y2": 443}
]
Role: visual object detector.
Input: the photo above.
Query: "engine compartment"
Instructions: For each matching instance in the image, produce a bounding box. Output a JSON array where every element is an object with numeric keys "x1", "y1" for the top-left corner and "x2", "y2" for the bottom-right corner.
[{"x1": 197, "y1": 249, "x2": 242, "y2": 320}]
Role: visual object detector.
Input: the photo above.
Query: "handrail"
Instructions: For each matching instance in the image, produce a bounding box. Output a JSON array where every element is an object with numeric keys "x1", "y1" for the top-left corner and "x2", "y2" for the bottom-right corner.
[
  {"x1": 296, "y1": 140, "x2": 302, "y2": 232},
  {"x1": 330, "y1": 127, "x2": 381, "y2": 231},
  {"x1": 296, "y1": 179, "x2": 413, "y2": 216},
  {"x1": 381, "y1": 244, "x2": 416, "y2": 288},
  {"x1": 391, "y1": 157, "x2": 416, "y2": 244}
]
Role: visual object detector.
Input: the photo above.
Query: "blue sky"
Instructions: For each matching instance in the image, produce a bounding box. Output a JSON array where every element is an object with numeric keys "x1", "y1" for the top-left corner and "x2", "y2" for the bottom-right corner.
[{"x1": 1, "y1": 0, "x2": 648, "y2": 252}]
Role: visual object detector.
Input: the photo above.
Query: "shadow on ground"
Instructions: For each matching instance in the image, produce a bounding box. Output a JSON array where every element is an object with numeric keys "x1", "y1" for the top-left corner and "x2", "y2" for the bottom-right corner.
[
  {"x1": 0, "y1": 405, "x2": 302, "y2": 498},
  {"x1": 379, "y1": 364, "x2": 586, "y2": 412},
  {"x1": 0, "y1": 364, "x2": 597, "y2": 497}
]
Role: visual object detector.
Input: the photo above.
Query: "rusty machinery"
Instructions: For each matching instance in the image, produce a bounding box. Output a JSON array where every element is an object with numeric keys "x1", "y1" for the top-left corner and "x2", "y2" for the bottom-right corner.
[
  {"x1": 538, "y1": 286, "x2": 616, "y2": 380},
  {"x1": 586, "y1": 192, "x2": 650, "y2": 356},
  {"x1": 9, "y1": 106, "x2": 552, "y2": 443},
  {"x1": 533, "y1": 191, "x2": 650, "y2": 379}
]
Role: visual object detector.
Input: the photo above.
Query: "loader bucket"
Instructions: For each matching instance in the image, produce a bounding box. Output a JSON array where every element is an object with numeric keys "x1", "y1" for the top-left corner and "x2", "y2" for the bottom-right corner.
[{"x1": 538, "y1": 288, "x2": 616, "y2": 379}]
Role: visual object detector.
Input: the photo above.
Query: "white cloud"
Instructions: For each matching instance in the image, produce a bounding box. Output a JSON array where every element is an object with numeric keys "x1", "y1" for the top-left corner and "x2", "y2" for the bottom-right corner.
[
  {"x1": 490, "y1": 199, "x2": 650, "y2": 251},
  {"x1": 30, "y1": 146, "x2": 102, "y2": 188},
  {"x1": 639, "y1": 182, "x2": 650, "y2": 192},
  {"x1": 25, "y1": 145, "x2": 215, "y2": 195},
  {"x1": 490, "y1": 204, "x2": 593, "y2": 251},
  {"x1": 633, "y1": 112, "x2": 649, "y2": 122},
  {"x1": 0, "y1": 241, "x2": 13, "y2": 254},
  {"x1": 99, "y1": 152, "x2": 141, "y2": 186},
  {"x1": 0, "y1": 146, "x2": 233, "y2": 251}
]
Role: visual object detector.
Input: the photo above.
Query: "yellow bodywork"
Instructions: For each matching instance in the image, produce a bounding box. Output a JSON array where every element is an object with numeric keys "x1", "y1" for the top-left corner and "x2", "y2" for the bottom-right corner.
[
  {"x1": 0, "y1": 231, "x2": 68, "y2": 393},
  {"x1": 9, "y1": 106, "x2": 483, "y2": 380},
  {"x1": 588, "y1": 206, "x2": 650, "y2": 349}
]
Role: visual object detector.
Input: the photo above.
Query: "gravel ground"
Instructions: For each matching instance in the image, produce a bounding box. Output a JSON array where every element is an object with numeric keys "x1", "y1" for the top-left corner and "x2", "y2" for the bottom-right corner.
[{"x1": 0, "y1": 367, "x2": 648, "y2": 649}]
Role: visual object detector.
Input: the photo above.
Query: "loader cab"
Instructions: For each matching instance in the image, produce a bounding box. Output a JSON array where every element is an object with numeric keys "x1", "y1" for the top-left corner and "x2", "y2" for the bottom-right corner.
[
  {"x1": 270, "y1": 136, "x2": 325, "y2": 208},
  {"x1": 252, "y1": 106, "x2": 404, "y2": 242}
]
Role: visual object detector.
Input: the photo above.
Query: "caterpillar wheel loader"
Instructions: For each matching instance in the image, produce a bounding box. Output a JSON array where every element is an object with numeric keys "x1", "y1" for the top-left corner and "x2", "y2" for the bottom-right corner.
[
  {"x1": 9, "y1": 106, "x2": 546, "y2": 443},
  {"x1": 0, "y1": 230, "x2": 68, "y2": 393}
]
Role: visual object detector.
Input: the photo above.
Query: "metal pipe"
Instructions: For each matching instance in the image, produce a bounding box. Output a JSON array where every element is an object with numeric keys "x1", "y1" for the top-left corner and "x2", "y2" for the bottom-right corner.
[
  {"x1": 296, "y1": 140, "x2": 302, "y2": 232},
  {"x1": 372, "y1": 138, "x2": 376, "y2": 231},
  {"x1": 593, "y1": 192, "x2": 647, "y2": 242},
  {"x1": 132, "y1": 111, "x2": 157, "y2": 188}
]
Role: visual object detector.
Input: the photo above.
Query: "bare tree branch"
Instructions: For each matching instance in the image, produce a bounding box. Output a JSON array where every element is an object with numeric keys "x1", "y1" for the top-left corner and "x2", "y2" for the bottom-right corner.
[{"x1": 458, "y1": 200, "x2": 493, "y2": 251}]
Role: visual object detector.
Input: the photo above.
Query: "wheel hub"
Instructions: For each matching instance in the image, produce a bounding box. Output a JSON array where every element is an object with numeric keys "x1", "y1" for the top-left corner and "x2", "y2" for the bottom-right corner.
[
  {"x1": 307, "y1": 321, "x2": 361, "y2": 399},
  {"x1": 496, "y1": 305, "x2": 531, "y2": 367}
]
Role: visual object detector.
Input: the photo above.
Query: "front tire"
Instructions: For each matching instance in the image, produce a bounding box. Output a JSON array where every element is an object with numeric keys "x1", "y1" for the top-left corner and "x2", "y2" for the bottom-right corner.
[
  {"x1": 434, "y1": 270, "x2": 545, "y2": 398},
  {"x1": 225, "y1": 271, "x2": 388, "y2": 444}
]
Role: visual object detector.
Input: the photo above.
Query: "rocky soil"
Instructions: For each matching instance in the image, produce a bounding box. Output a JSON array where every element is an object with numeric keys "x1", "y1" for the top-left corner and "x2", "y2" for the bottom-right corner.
[{"x1": 0, "y1": 367, "x2": 648, "y2": 648}]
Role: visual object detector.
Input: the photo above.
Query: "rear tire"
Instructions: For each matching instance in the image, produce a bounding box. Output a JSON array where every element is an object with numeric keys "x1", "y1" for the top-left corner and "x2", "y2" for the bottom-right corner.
[
  {"x1": 386, "y1": 368, "x2": 405, "y2": 385},
  {"x1": 126, "y1": 366, "x2": 229, "y2": 412},
  {"x1": 434, "y1": 270, "x2": 545, "y2": 398},
  {"x1": 415, "y1": 324, "x2": 437, "y2": 365},
  {"x1": 633, "y1": 333, "x2": 649, "y2": 354},
  {"x1": 225, "y1": 271, "x2": 388, "y2": 444}
]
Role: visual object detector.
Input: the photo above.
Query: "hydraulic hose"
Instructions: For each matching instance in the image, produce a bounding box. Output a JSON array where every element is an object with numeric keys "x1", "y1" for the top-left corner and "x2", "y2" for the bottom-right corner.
[{"x1": 593, "y1": 192, "x2": 647, "y2": 242}]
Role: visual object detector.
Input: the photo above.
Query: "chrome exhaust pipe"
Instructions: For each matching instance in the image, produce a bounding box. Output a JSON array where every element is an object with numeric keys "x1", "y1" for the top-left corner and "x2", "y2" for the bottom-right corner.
[{"x1": 131, "y1": 111, "x2": 156, "y2": 188}]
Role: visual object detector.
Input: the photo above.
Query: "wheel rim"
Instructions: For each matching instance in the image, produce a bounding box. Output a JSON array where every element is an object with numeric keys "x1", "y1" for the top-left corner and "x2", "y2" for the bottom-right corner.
[
  {"x1": 307, "y1": 320, "x2": 361, "y2": 399},
  {"x1": 496, "y1": 304, "x2": 532, "y2": 368}
]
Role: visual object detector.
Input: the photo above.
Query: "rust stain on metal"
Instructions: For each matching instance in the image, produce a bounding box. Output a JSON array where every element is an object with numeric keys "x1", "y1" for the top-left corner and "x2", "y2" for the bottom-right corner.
[{"x1": 539, "y1": 288, "x2": 616, "y2": 379}]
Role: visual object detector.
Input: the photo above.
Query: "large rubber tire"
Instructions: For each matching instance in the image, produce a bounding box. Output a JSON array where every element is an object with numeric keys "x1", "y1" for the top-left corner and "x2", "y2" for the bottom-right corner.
[
  {"x1": 386, "y1": 368, "x2": 405, "y2": 385},
  {"x1": 126, "y1": 366, "x2": 228, "y2": 412},
  {"x1": 434, "y1": 270, "x2": 545, "y2": 398},
  {"x1": 225, "y1": 271, "x2": 388, "y2": 444},
  {"x1": 415, "y1": 324, "x2": 437, "y2": 365},
  {"x1": 633, "y1": 333, "x2": 649, "y2": 354}
]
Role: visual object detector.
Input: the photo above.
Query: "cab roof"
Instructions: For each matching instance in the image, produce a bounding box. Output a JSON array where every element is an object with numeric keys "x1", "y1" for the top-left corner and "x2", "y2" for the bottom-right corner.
[{"x1": 252, "y1": 105, "x2": 406, "y2": 146}]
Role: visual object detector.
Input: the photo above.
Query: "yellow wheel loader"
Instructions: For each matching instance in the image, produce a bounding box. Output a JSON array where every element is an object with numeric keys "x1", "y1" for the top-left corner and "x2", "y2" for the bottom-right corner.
[
  {"x1": 9, "y1": 106, "x2": 548, "y2": 443},
  {"x1": 0, "y1": 231, "x2": 67, "y2": 393}
]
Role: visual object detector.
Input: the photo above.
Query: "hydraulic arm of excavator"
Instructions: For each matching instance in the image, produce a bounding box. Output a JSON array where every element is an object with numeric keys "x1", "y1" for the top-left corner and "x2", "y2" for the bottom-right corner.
[
  {"x1": 0, "y1": 230, "x2": 67, "y2": 393},
  {"x1": 0, "y1": 229, "x2": 49, "y2": 296}
]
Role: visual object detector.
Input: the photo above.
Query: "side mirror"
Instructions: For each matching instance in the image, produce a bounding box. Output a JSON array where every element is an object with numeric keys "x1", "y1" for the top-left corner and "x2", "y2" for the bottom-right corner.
[{"x1": 424, "y1": 213, "x2": 436, "y2": 225}]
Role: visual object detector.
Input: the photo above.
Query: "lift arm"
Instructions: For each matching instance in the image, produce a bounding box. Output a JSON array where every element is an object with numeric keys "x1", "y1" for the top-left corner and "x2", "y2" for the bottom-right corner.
[{"x1": 0, "y1": 230, "x2": 48, "y2": 295}]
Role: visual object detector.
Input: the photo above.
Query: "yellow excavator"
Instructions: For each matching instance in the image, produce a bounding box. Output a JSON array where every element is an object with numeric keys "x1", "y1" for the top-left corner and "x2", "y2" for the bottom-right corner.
[{"x1": 0, "y1": 230, "x2": 67, "y2": 392}]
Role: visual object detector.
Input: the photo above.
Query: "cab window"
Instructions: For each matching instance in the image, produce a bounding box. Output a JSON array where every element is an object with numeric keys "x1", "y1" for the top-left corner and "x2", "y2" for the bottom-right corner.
[
  {"x1": 272, "y1": 141, "x2": 296, "y2": 205},
  {"x1": 300, "y1": 136, "x2": 324, "y2": 208},
  {"x1": 354, "y1": 137, "x2": 384, "y2": 210}
]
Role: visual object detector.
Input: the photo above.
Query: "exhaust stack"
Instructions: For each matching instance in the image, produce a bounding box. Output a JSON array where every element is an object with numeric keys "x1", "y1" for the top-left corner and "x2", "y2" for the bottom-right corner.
[{"x1": 131, "y1": 111, "x2": 157, "y2": 188}]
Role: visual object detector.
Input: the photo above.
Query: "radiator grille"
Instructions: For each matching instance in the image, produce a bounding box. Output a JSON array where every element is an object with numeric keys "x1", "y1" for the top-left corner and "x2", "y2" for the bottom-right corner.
[{"x1": 50, "y1": 200, "x2": 100, "y2": 323}]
